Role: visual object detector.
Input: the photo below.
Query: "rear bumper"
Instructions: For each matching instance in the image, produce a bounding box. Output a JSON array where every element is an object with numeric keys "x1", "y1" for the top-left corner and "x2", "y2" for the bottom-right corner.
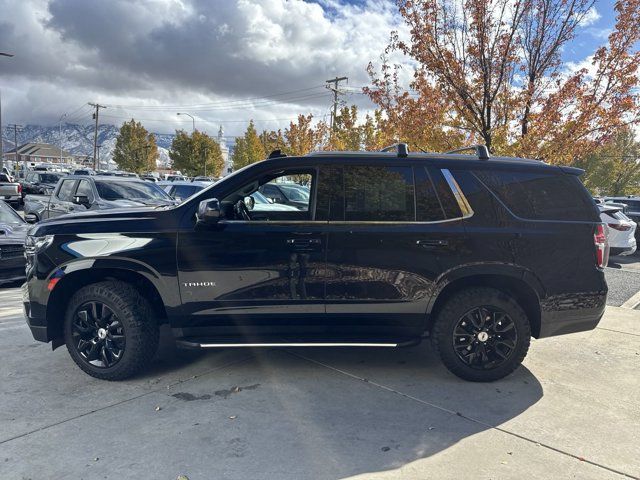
[{"x1": 538, "y1": 292, "x2": 606, "y2": 338}]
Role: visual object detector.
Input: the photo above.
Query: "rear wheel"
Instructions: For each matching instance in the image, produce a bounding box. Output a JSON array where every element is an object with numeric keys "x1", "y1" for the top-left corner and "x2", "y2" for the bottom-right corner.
[
  {"x1": 431, "y1": 287, "x2": 531, "y2": 382},
  {"x1": 64, "y1": 281, "x2": 159, "y2": 380}
]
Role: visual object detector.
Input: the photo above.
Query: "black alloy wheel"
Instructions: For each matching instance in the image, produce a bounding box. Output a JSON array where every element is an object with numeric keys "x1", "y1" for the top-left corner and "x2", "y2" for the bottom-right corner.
[
  {"x1": 71, "y1": 301, "x2": 125, "y2": 368},
  {"x1": 452, "y1": 306, "x2": 517, "y2": 370}
]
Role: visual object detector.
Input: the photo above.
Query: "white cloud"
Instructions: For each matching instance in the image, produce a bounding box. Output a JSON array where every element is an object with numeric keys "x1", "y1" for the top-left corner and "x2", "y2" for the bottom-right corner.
[
  {"x1": 580, "y1": 6, "x2": 601, "y2": 27},
  {"x1": 0, "y1": 0, "x2": 407, "y2": 136}
]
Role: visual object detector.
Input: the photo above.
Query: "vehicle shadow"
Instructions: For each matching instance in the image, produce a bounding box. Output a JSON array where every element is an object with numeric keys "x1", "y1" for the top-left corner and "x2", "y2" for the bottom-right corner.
[{"x1": 138, "y1": 341, "x2": 543, "y2": 479}]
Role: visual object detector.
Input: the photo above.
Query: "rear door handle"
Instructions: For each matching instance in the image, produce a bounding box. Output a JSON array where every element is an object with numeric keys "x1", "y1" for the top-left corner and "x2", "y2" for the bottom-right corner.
[{"x1": 416, "y1": 239, "x2": 449, "y2": 248}]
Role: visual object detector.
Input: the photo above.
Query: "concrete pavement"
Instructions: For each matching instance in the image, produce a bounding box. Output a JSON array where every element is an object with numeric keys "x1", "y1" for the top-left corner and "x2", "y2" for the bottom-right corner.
[{"x1": 0, "y1": 285, "x2": 638, "y2": 479}]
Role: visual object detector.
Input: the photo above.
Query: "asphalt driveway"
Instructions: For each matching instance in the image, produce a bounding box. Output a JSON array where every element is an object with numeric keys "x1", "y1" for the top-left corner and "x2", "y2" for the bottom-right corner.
[{"x1": 0, "y1": 285, "x2": 638, "y2": 480}]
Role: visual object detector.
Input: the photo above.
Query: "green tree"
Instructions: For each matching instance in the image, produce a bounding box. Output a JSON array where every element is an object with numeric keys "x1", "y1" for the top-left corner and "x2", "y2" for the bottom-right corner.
[
  {"x1": 232, "y1": 121, "x2": 266, "y2": 170},
  {"x1": 113, "y1": 119, "x2": 159, "y2": 173},
  {"x1": 575, "y1": 128, "x2": 640, "y2": 196},
  {"x1": 169, "y1": 129, "x2": 224, "y2": 177}
]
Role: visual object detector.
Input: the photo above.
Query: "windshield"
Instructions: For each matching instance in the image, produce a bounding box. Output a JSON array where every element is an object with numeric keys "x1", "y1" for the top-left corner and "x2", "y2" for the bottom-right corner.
[
  {"x1": 0, "y1": 202, "x2": 23, "y2": 224},
  {"x1": 40, "y1": 173, "x2": 64, "y2": 183},
  {"x1": 95, "y1": 180, "x2": 171, "y2": 202}
]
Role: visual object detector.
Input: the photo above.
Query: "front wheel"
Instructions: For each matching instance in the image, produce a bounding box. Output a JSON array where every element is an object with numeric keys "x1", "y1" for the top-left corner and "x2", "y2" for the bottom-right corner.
[
  {"x1": 431, "y1": 287, "x2": 531, "y2": 382},
  {"x1": 64, "y1": 281, "x2": 159, "y2": 380}
]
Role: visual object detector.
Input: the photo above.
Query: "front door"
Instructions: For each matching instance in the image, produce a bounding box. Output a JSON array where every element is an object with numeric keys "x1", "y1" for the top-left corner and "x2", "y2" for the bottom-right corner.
[
  {"x1": 47, "y1": 179, "x2": 78, "y2": 219},
  {"x1": 323, "y1": 163, "x2": 469, "y2": 338},
  {"x1": 177, "y1": 167, "x2": 326, "y2": 333}
]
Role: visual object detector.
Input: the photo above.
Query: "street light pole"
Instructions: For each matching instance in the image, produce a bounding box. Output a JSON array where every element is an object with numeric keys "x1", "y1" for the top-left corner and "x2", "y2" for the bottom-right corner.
[
  {"x1": 58, "y1": 113, "x2": 67, "y2": 164},
  {"x1": 177, "y1": 112, "x2": 195, "y2": 132},
  {"x1": 0, "y1": 52, "x2": 14, "y2": 171}
]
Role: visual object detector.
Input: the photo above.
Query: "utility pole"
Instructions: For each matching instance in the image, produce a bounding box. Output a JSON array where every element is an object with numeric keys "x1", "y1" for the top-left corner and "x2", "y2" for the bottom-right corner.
[
  {"x1": 7, "y1": 123, "x2": 22, "y2": 174},
  {"x1": 58, "y1": 113, "x2": 67, "y2": 164},
  {"x1": 88, "y1": 103, "x2": 106, "y2": 170},
  {"x1": 96, "y1": 144, "x2": 102, "y2": 170},
  {"x1": 326, "y1": 76, "x2": 348, "y2": 132}
]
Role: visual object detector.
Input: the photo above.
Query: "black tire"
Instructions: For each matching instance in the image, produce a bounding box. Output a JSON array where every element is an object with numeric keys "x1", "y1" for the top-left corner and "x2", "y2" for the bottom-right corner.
[
  {"x1": 64, "y1": 281, "x2": 159, "y2": 380},
  {"x1": 431, "y1": 287, "x2": 531, "y2": 382}
]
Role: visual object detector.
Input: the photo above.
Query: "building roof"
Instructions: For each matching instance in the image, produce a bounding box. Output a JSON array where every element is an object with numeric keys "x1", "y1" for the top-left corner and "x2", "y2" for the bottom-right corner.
[{"x1": 6, "y1": 142, "x2": 73, "y2": 158}]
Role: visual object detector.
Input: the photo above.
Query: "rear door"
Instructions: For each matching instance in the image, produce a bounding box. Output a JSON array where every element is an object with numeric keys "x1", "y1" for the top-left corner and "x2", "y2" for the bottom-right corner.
[
  {"x1": 48, "y1": 178, "x2": 77, "y2": 218},
  {"x1": 322, "y1": 162, "x2": 470, "y2": 337}
]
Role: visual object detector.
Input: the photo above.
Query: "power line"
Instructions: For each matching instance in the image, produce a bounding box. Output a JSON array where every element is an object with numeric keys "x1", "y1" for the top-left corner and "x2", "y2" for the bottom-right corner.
[{"x1": 101, "y1": 85, "x2": 327, "y2": 110}]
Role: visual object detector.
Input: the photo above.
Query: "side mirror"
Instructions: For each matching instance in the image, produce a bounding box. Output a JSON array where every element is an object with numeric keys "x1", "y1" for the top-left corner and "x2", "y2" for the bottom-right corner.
[
  {"x1": 25, "y1": 214, "x2": 38, "y2": 224},
  {"x1": 197, "y1": 198, "x2": 222, "y2": 224},
  {"x1": 244, "y1": 196, "x2": 255, "y2": 211},
  {"x1": 73, "y1": 195, "x2": 91, "y2": 207}
]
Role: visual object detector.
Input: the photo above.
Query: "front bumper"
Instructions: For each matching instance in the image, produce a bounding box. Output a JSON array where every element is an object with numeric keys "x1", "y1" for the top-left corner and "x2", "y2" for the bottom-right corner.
[{"x1": 22, "y1": 281, "x2": 50, "y2": 343}]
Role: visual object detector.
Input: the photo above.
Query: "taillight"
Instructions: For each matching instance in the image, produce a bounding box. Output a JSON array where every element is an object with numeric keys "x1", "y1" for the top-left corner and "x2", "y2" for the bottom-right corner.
[
  {"x1": 17, "y1": 184, "x2": 22, "y2": 193},
  {"x1": 608, "y1": 223, "x2": 631, "y2": 231},
  {"x1": 594, "y1": 223, "x2": 609, "y2": 268}
]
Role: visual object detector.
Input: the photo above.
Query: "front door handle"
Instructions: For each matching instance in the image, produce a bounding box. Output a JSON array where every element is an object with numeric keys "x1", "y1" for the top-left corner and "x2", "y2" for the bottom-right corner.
[
  {"x1": 287, "y1": 238, "x2": 321, "y2": 245},
  {"x1": 416, "y1": 239, "x2": 449, "y2": 249}
]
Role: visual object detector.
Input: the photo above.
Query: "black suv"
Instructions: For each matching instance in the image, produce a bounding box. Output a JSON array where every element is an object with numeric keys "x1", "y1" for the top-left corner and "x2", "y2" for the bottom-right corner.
[{"x1": 23, "y1": 144, "x2": 607, "y2": 382}]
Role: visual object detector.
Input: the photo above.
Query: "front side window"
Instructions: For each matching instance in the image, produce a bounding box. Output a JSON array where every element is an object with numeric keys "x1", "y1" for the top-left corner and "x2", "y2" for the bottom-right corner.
[
  {"x1": 57, "y1": 180, "x2": 77, "y2": 202},
  {"x1": 343, "y1": 165, "x2": 415, "y2": 221},
  {"x1": 75, "y1": 180, "x2": 95, "y2": 203}
]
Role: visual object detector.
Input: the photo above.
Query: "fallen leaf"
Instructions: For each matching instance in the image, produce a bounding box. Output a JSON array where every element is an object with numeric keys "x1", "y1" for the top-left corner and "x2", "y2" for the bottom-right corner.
[
  {"x1": 155, "y1": 406, "x2": 161, "y2": 411},
  {"x1": 229, "y1": 415, "x2": 237, "y2": 419}
]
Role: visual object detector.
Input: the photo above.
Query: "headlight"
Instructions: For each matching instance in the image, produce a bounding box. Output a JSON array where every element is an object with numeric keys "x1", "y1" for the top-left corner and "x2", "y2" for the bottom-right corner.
[{"x1": 24, "y1": 235, "x2": 54, "y2": 258}]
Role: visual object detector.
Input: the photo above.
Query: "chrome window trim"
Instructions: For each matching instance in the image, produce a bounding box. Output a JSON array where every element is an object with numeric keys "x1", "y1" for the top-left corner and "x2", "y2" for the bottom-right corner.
[{"x1": 441, "y1": 168, "x2": 473, "y2": 218}]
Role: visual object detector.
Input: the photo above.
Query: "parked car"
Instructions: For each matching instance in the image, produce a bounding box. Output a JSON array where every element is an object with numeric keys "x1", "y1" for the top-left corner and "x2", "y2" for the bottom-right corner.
[
  {"x1": 23, "y1": 175, "x2": 175, "y2": 222},
  {"x1": 0, "y1": 200, "x2": 28, "y2": 284},
  {"x1": 20, "y1": 171, "x2": 67, "y2": 197},
  {"x1": 193, "y1": 176, "x2": 214, "y2": 182},
  {"x1": 258, "y1": 181, "x2": 310, "y2": 209},
  {"x1": 599, "y1": 204, "x2": 637, "y2": 256},
  {"x1": 603, "y1": 196, "x2": 640, "y2": 248},
  {"x1": 72, "y1": 169, "x2": 95, "y2": 176},
  {"x1": 23, "y1": 144, "x2": 607, "y2": 382},
  {"x1": 158, "y1": 180, "x2": 212, "y2": 202},
  {"x1": 0, "y1": 173, "x2": 22, "y2": 207}
]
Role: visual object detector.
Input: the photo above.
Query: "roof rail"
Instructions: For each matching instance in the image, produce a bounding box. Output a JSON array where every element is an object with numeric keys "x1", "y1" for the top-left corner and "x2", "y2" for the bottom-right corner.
[
  {"x1": 380, "y1": 143, "x2": 409, "y2": 158},
  {"x1": 445, "y1": 145, "x2": 490, "y2": 160},
  {"x1": 268, "y1": 149, "x2": 287, "y2": 159}
]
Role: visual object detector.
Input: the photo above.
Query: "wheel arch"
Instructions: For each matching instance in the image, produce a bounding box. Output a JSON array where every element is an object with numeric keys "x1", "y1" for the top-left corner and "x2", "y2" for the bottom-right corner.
[
  {"x1": 46, "y1": 265, "x2": 169, "y2": 348},
  {"x1": 427, "y1": 270, "x2": 543, "y2": 338}
]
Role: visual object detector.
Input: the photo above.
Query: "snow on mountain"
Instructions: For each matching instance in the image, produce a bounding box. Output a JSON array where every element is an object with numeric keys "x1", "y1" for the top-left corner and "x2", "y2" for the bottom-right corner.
[{"x1": 1, "y1": 124, "x2": 175, "y2": 169}]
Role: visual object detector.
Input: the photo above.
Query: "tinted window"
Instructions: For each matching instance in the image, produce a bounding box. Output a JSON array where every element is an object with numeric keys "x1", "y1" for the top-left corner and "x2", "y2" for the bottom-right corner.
[
  {"x1": 414, "y1": 166, "x2": 445, "y2": 221},
  {"x1": 172, "y1": 185, "x2": 201, "y2": 201},
  {"x1": 316, "y1": 166, "x2": 344, "y2": 221},
  {"x1": 76, "y1": 180, "x2": 95, "y2": 202},
  {"x1": 344, "y1": 165, "x2": 415, "y2": 221},
  {"x1": 474, "y1": 169, "x2": 597, "y2": 221},
  {"x1": 40, "y1": 173, "x2": 63, "y2": 184},
  {"x1": 429, "y1": 168, "x2": 462, "y2": 218},
  {"x1": 95, "y1": 181, "x2": 170, "y2": 202},
  {"x1": 57, "y1": 180, "x2": 77, "y2": 202}
]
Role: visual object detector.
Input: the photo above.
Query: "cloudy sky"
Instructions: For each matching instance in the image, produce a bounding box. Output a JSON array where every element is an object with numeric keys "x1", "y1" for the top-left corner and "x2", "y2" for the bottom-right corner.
[{"x1": 0, "y1": 0, "x2": 619, "y2": 137}]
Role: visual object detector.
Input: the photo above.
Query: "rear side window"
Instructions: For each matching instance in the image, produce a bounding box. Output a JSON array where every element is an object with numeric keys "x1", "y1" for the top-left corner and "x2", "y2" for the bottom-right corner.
[
  {"x1": 344, "y1": 165, "x2": 415, "y2": 221},
  {"x1": 414, "y1": 166, "x2": 445, "y2": 221},
  {"x1": 474, "y1": 169, "x2": 596, "y2": 221}
]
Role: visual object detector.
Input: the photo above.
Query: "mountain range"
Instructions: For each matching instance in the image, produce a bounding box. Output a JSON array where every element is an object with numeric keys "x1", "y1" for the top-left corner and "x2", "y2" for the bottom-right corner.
[{"x1": 0, "y1": 124, "x2": 179, "y2": 169}]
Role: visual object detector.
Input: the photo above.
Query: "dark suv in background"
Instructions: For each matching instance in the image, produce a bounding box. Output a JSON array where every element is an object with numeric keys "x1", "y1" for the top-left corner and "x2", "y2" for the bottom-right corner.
[{"x1": 22, "y1": 144, "x2": 607, "y2": 382}]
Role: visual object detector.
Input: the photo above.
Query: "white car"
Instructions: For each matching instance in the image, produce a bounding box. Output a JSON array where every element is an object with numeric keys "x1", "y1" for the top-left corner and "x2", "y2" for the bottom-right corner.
[{"x1": 599, "y1": 204, "x2": 637, "y2": 256}]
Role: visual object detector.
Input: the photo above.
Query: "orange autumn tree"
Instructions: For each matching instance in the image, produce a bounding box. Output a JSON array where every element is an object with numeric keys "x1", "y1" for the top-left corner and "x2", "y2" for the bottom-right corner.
[{"x1": 366, "y1": 0, "x2": 640, "y2": 163}]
